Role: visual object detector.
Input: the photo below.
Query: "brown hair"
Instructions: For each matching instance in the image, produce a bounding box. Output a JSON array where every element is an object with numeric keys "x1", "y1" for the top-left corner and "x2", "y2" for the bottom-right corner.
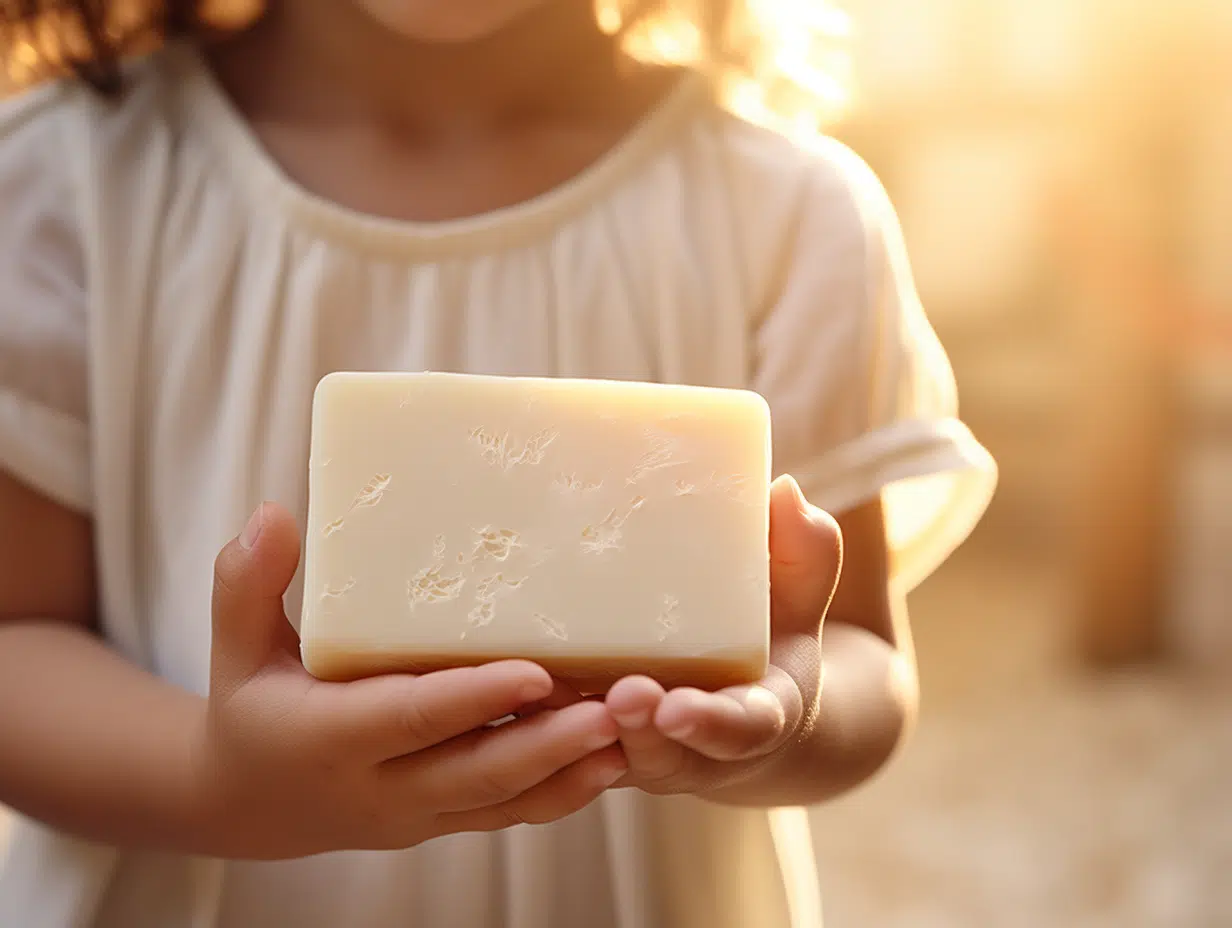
[
  {"x1": 1, "y1": 0, "x2": 193, "y2": 91},
  {"x1": 1, "y1": 0, "x2": 850, "y2": 133}
]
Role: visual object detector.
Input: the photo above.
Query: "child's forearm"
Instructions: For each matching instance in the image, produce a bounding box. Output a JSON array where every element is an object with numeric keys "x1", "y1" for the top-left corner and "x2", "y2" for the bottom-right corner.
[
  {"x1": 0, "y1": 619, "x2": 215, "y2": 853},
  {"x1": 701, "y1": 622, "x2": 918, "y2": 808}
]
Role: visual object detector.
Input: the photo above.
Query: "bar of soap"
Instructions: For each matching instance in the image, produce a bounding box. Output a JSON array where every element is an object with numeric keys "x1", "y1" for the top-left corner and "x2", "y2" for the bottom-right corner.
[{"x1": 300, "y1": 372, "x2": 771, "y2": 692}]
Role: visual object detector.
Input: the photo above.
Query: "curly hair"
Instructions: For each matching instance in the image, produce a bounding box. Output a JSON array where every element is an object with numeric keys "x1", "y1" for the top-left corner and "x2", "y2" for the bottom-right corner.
[
  {"x1": 0, "y1": 0, "x2": 850, "y2": 132},
  {"x1": 1, "y1": 0, "x2": 201, "y2": 92}
]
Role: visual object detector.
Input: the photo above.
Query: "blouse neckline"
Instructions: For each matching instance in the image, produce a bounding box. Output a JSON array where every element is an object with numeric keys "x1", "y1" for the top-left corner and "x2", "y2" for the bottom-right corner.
[{"x1": 167, "y1": 42, "x2": 710, "y2": 257}]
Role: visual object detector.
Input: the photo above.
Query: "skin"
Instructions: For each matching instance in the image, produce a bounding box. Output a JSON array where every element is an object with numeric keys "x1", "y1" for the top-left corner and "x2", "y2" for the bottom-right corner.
[
  {"x1": 0, "y1": 0, "x2": 917, "y2": 856},
  {"x1": 0, "y1": 474, "x2": 628, "y2": 858},
  {"x1": 206, "y1": 0, "x2": 682, "y2": 223},
  {"x1": 608, "y1": 479, "x2": 917, "y2": 806}
]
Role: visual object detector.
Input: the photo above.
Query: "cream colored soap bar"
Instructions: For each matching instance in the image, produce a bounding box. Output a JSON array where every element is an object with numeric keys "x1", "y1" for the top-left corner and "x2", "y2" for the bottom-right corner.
[{"x1": 300, "y1": 372, "x2": 771, "y2": 692}]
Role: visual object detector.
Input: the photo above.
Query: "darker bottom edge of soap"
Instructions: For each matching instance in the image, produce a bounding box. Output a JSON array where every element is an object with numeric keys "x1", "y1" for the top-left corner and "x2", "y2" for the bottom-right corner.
[{"x1": 302, "y1": 646, "x2": 767, "y2": 694}]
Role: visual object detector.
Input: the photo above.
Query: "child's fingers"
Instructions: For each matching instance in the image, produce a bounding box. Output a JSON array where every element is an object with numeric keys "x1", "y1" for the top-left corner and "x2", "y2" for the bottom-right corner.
[
  {"x1": 514, "y1": 677, "x2": 587, "y2": 716},
  {"x1": 606, "y1": 676, "x2": 685, "y2": 781},
  {"x1": 655, "y1": 670, "x2": 799, "y2": 762},
  {"x1": 769, "y1": 475, "x2": 843, "y2": 635},
  {"x1": 384, "y1": 699, "x2": 620, "y2": 814},
  {"x1": 210, "y1": 502, "x2": 304, "y2": 688},
  {"x1": 606, "y1": 676, "x2": 663, "y2": 728},
  {"x1": 319, "y1": 661, "x2": 554, "y2": 760},
  {"x1": 433, "y1": 745, "x2": 627, "y2": 834}
]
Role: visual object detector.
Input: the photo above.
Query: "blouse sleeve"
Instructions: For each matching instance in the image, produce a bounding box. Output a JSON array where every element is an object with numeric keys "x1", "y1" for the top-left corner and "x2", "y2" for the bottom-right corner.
[
  {"x1": 750, "y1": 139, "x2": 996, "y2": 592},
  {"x1": 0, "y1": 84, "x2": 91, "y2": 512}
]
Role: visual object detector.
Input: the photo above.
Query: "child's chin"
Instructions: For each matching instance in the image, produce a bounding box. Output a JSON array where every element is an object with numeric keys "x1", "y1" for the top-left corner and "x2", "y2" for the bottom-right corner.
[{"x1": 355, "y1": 0, "x2": 549, "y2": 44}]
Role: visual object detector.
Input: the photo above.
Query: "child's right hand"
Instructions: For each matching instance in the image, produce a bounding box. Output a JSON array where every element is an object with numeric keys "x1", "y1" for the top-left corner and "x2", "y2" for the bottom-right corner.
[{"x1": 195, "y1": 502, "x2": 626, "y2": 860}]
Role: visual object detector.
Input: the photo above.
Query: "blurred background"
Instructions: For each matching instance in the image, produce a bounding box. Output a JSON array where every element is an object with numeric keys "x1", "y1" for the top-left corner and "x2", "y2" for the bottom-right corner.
[
  {"x1": 2, "y1": 1, "x2": 1230, "y2": 925},
  {"x1": 807, "y1": 1, "x2": 1232, "y2": 925}
]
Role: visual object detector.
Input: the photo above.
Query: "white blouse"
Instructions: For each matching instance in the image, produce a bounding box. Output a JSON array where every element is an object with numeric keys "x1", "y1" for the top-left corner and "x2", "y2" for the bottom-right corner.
[{"x1": 0, "y1": 43, "x2": 995, "y2": 928}]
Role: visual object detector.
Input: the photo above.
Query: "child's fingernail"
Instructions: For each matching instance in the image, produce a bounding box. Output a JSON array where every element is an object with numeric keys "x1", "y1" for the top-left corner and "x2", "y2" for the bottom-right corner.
[
  {"x1": 239, "y1": 505, "x2": 264, "y2": 550},
  {"x1": 612, "y1": 708, "x2": 651, "y2": 729},
  {"x1": 520, "y1": 678, "x2": 554, "y2": 703},
  {"x1": 594, "y1": 762, "x2": 627, "y2": 789},
  {"x1": 586, "y1": 728, "x2": 620, "y2": 752},
  {"x1": 786, "y1": 475, "x2": 809, "y2": 513},
  {"x1": 662, "y1": 720, "x2": 697, "y2": 740},
  {"x1": 741, "y1": 686, "x2": 782, "y2": 717}
]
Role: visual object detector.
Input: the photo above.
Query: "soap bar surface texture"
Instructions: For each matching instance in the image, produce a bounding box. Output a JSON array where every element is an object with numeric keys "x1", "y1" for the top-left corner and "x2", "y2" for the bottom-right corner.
[{"x1": 300, "y1": 372, "x2": 771, "y2": 692}]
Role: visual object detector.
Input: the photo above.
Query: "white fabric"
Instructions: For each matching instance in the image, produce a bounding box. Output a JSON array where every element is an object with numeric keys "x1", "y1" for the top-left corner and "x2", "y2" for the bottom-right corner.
[{"x1": 0, "y1": 42, "x2": 995, "y2": 928}]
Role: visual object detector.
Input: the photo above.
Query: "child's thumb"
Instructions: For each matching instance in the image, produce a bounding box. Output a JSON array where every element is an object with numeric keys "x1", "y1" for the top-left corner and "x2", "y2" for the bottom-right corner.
[
  {"x1": 210, "y1": 502, "x2": 302, "y2": 686},
  {"x1": 769, "y1": 476, "x2": 842, "y2": 634}
]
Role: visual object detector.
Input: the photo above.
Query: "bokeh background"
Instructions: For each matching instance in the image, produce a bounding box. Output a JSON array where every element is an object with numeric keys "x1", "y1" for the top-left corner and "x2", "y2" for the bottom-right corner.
[
  {"x1": 2, "y1": 1, "x2": 1230, "y2": 925},
  {"x1": 806, "y1": 1, "x2": 1232, "y2": 925}
]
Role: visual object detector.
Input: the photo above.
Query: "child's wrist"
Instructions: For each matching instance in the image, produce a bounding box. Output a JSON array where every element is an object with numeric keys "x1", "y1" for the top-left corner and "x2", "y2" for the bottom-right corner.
[{"x1": 178, "y1": 698, "x2": 239, "y2": 858}]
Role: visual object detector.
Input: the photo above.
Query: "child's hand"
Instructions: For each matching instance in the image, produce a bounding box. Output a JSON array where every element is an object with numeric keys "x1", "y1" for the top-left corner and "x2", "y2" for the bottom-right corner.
[
  {"x1": 196, "y1": 503, "x2": 626, "y2": 860},
  {"x1": 605, "y1": 476, "x2": 841, "y2": 796}
]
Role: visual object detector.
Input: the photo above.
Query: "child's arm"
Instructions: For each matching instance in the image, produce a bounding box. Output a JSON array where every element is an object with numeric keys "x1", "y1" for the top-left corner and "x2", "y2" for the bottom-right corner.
[
  {"x1": 603, "y1": 139, "x2": 995, "y2": 806},
  {"x1": 606, "y1": 478, "x2": 915, "y2": 806},
  {"x1": 0, "y1": 473, "x2": 627, "y2": 857},
  {"x1": 0, "y1": 470, "x2": 213, "y2": 849}
]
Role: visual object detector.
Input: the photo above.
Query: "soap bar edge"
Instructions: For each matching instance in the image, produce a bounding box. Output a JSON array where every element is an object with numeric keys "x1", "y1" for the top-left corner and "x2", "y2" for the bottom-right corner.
[{"x1": 298, "y1": 371, "x2": 773, "y2": 686}]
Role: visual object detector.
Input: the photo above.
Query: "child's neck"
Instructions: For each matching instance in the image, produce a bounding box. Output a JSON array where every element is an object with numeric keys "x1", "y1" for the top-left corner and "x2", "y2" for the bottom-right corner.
[
  {"x1": 206, "y1": 1, "x2": 681, "y2": 223},
  {"x1": 217, "y1": 0, "x2": 641, "y2": 135}
]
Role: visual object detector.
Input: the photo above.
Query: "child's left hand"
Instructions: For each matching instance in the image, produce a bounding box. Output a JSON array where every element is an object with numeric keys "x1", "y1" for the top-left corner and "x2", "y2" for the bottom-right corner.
[{"x1": 605, "y1": 475, "x2": 842, "y2": 797}]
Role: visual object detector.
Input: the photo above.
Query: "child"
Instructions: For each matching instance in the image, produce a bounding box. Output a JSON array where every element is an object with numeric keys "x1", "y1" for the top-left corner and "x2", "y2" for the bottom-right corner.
[{"x1": 0, "y1": 1, "x2": 996, "y2": 925}]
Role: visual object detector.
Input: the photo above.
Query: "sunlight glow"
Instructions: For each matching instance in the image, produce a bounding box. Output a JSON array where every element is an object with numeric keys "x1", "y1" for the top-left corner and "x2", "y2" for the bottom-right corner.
[{"x1": 597, "y1": 1, "x2": 854, "y2": 141}]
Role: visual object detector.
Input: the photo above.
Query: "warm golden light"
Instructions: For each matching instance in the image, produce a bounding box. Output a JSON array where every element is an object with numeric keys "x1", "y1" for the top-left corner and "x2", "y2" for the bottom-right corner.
[
  {"x1": 596, "y1": 0, "x2": 854, "y2": 142},
  {"x1": 595, "y1": 1, "x2": 623, "y2": 35}
]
